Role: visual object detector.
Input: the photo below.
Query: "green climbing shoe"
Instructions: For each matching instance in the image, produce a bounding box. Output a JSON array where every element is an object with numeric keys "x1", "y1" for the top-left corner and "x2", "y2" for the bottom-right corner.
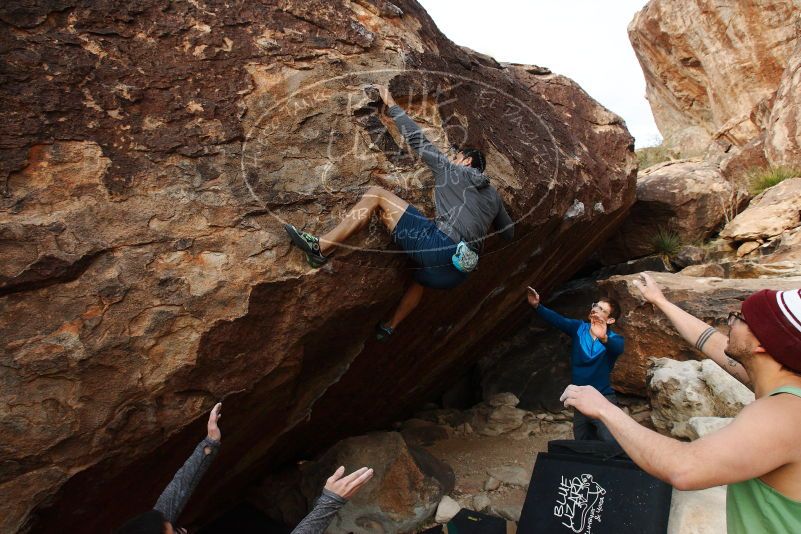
[{"x1": 284, "y1": 224, "x2": 328, "y2": 268}]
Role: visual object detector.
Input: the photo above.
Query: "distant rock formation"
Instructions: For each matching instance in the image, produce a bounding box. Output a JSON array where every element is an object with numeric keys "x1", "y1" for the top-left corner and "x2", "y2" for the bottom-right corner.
[{"x1": 629, "y1": 0, "x2": 800, "y2": 156}]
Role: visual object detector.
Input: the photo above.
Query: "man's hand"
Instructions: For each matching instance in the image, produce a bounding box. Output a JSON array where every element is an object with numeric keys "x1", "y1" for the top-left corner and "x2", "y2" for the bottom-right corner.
[
  {"x1": 589, "y1": 315, "x2": 608, "y2": 342},
  {"x1": 560, "y1": 385, "x2": 614, "y2": 420},
  {"x1": 373, "y1": 84, "x2": 396, "y2": 108},
  {"x1": 207, "y1": 402, "x2": 222, "y2": 442},
  {"x1": 324, "y1": 466, "x2": 374, "y2": 500},
  {"x1": 632, "y1": 272, "x2": 667, "y2": 305},
  {"x1": 526, "y1": 286, "x2": 540, "y2": 309}
]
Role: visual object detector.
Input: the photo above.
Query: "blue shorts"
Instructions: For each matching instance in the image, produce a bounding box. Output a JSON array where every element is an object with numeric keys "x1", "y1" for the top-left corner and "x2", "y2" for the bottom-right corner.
[{"x1": 391, "y1": 205, "x2": 468, "y2": 289}]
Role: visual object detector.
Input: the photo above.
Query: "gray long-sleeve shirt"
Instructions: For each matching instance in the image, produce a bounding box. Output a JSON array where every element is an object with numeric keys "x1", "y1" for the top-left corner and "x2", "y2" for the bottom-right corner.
[
  {"x1": 154, "y1": 437, "x2": 220, "y2": 525},
  {"x1": 388, "y1": 105, "x2": 514, "y2": 250},
  {"x1": 290, "y1": 489, "x2": 347, "y2": 534},
  {"x1": 152, "y1": 438, "x2": 345, "y2": 533}
]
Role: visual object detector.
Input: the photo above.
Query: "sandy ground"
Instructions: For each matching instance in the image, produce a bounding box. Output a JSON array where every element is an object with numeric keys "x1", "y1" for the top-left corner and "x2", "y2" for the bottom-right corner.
[{"x1": 420, "y1": 424, "x2": 573, "y2": 526}]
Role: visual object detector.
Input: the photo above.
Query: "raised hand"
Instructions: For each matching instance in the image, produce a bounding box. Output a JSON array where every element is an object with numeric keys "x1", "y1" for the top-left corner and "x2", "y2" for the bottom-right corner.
[
  {"x1": 526, "y1": 286, "x2": 540, "y2": 308},
  {"x1": 324, "y1": 466, "x2": 374, "y2": 500},
  {"x1": 207, "y1": 402, "x2": 222, "y2": 442},
  {"x1": 632, "y1": 272, "x2": 667, "y2": 305},
  {"x1": 590, "y1": 315, "x2": 608, "y2": 341}
]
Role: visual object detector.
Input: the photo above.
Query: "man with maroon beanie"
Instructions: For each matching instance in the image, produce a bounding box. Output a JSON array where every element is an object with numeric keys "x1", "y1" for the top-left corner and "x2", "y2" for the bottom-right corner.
[{"x1": 559, "y1": 273, "x2": 801, "y2": 534}]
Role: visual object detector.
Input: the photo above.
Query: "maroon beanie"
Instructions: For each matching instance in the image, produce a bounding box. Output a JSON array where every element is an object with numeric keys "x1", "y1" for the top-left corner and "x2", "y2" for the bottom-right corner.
[{"x1": 741, "y1": 289, "x2": 801, "y2": 372}]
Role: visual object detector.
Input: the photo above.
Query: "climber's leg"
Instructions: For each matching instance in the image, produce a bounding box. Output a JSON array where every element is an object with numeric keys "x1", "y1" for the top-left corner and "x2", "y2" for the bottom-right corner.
[
  {"x1": 284, "y1": 186, "x2": 407, "y2": 267},
  {"x1": 319, "y1": 186, "x2": 408, "y2": 255},
  {"x1": 390, "y1": 282, "x2": 425, "y2": 329}
]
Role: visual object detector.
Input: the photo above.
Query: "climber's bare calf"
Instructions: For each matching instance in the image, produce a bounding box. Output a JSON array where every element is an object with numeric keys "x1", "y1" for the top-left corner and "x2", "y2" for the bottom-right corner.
[{"x1": 319, "y1": 186, "x2": 409, "y2": 256}]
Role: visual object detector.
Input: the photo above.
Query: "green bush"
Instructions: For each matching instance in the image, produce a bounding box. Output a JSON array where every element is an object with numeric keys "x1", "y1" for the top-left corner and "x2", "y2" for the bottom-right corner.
[
  {"x1": 746, "y1": 166, "x2": 800, "y2": 195},
  {"x1": 636, "y1": 143, "x2": 679, "y2": 171},
  {"x1": 651, "y1": 227, "x2": 682, "y2": 257}
]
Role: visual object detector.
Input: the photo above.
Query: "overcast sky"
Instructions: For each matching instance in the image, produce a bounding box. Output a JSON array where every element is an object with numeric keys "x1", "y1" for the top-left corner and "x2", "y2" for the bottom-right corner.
[{"x1": 416, "y1": 0, "x2": 660, "y2": 148}]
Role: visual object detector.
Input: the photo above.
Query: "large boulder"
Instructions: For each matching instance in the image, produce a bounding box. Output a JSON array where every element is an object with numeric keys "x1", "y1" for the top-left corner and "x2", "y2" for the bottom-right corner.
[
  {"x1": 0, "y1": 1, "x2": 637, "y2": 532},
  {"x1": 628, "y1": 0, "x2": 800, "y2": 154},
  {"x1": 599, "y1": 272, "x2": 801, "y2": 395},
  {"x1": 252, "y1": 431, "x2": 454, "y2": 534},
  {"x1": 648, "y1": 359, "x2": 753, "y2": 438},
  {"x1": 720, "y1": 177, "x2": 801, "y2": 244},
  {"x1": 602, "y1": 159, "x2": 737, "y2": 264}
]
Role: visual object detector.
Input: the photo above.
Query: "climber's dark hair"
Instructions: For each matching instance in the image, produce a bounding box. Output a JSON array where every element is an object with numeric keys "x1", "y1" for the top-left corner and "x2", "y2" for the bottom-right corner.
[
  {"x1": 115, "y1": 510, "x2": 167, "y2": 534},
  {"x1": 459, "y1": 147, "x2": 486, "y2": 173},
  {"x1": 599, "y1": 296, "x2": 622, "y2": 321}
]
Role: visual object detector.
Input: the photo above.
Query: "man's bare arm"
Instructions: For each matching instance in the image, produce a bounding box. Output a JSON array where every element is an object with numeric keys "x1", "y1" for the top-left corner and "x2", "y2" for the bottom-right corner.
[
  {"x1": 633, "y1": 273, "x2": 751, "y2": 388},
  {"x1": 562, "y1": 386, "x2": 795, "y2": 490}
]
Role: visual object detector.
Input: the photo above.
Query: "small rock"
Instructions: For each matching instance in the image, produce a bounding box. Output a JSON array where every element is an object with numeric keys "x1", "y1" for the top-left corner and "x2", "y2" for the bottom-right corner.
[
  {"x1": 479, "y1": 405, "x2": 527, "y2": 436},
  {"x1": 435, "y1": 495, "x2": 461, "y2": 523},
  {"x1": 484, "y1": 476, "x2": 501, "y2": 491},
  {"x1": 473, "y1": 493, "x2": 491, "y2": 512},
  {"x1": 736, "y1": 241, "x2": 760, "y2": 257},
  {"x1": 673, "y1": 245, "x2": 706, "y2": 269},
  {"x1": 680, "y1": 263, "x2": 726, "y2": 277},
  {"x1": 686, "y1": 416, "x2": 733, "y2": 440},
  {"x1": 487, "y1": 466, "x2": 530, "y2": 488},
  {"x1": 668, "y1": 487, "x2": 727, "y2": 533},
  {"x1": 487, "y1": 392, "x2": 520, "y2": 408},
  {"x1": 492, "y1": 502, "x2": 522, "y2": 522}
]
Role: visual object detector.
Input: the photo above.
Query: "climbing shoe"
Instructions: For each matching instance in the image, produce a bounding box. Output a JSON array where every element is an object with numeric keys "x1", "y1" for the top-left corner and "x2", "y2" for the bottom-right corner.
[
  {"x1": 375, "y1": 322, "x2": 394, "y2": 342},
  {"x1": 284, "y1": 224, "x2": 328, "y2": 268}
]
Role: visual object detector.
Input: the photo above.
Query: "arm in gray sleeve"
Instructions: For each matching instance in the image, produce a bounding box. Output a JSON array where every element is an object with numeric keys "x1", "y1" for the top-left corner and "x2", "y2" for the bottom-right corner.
[
  {"x1": 387, "y1": 104, "x2": 452, "y2": 184},
  {"x1": 154, "y1": 437, "x2": 220, "y2": 524},
  {"x1": 493, "y1": 200, "x2": 514, "y2": 241},
  {"x1": 290, "y1": 489, "x2": 347, "y2": 534}
]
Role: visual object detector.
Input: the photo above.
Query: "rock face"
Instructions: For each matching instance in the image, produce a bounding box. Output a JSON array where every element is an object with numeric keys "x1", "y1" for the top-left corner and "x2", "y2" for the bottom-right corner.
[
  {"x1": 0, "y1": 1, "x2": 636, "y2": 532},
  {"x1": 599, "y1": 272, "x2": 801, "y2": 395},
  {"x1": 629, "y1": 0, "x2": 801, "y2": 154},
  {"x1": 648, "y1": 359, "x2": 753, "y2": 439},
  {"x1": 766, "y1": 36, "x2": 801, "y2": 167},
  {"x1": 601, "y1": 159, "x2": 737, "y2": 264},
  {"x1": 720, "y1": 177, "x2": 801, "y2": 244},
  {"x1": 253, "y1": 431, "x2": 454, "y2": 534}
]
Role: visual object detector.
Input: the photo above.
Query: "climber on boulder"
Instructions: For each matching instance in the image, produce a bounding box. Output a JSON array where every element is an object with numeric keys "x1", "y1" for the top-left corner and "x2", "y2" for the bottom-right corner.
[{"x1": 285, "y1": 84, "x2": 514, "y2": 341}]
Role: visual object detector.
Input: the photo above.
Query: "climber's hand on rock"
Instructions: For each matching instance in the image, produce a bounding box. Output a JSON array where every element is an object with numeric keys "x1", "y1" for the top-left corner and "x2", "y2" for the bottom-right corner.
[
  {"x1": 207, "y1": 402, "x2": 222, "y2": 442},
  {"x1": 633, "y1": 272, "x2": 667, "y2": 305},
  {"x1": 560, "y1": 385, "x2": 610, "y2": 419},
  {"x1": 324, "y1": 466, "x2": 374, "y2": 500},
  {"x1": 374, "y1": 84, "x2": 396, "y2": 107},
  {"x1": 526, "y1": 286, "x2": 540, "y2": 308}
]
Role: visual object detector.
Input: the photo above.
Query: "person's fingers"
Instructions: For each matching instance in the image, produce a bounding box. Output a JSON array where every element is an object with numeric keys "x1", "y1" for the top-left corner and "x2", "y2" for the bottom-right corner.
[
  {"x1": 328, "y1": 466, "x2": 345, "y2": 484},
  {"x1": 348, "y1": 468, "x2": 374, "y2": 490},
  {"x1": 342, "y1": 467, "x2": 369, "y2": 484},
  {"x1": 559, "y1": 385, "x2": 573, "y2": 402}
]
